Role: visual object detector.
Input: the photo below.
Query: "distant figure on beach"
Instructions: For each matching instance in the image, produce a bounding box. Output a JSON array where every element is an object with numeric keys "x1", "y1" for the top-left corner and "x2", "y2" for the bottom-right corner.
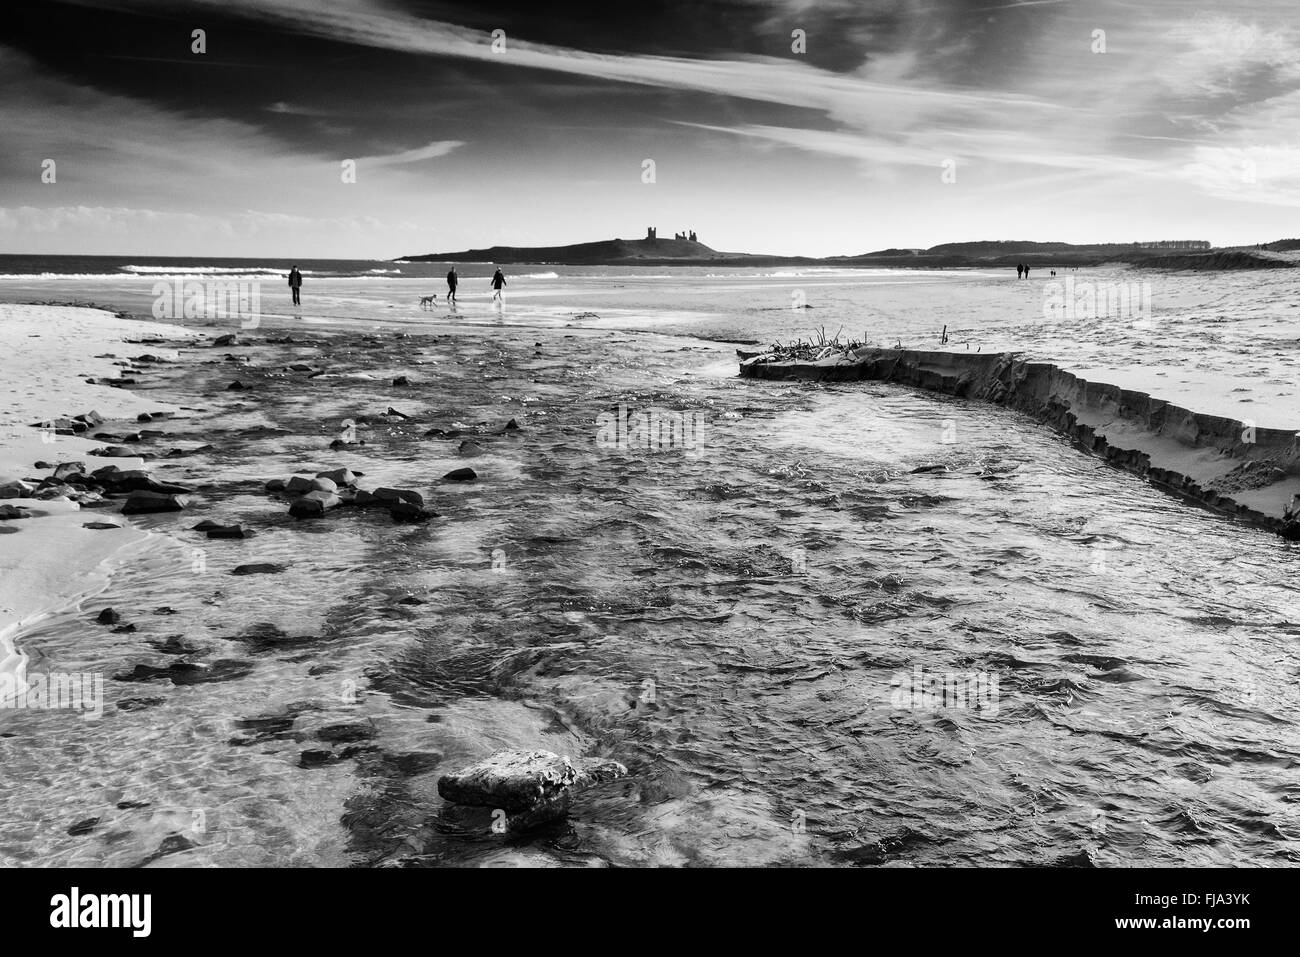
[
  {"x1": 446, "y1": 267, "x2": 458, "y2": 304},
  {"x1": 490, "y1": 267, "x2": 507, "y2": 301},
  {"x1": 288, "y1": 265, "x2": 302, "y2": 305},
  {"x1": 1023, "y1": 264, "x2": 1031, "y2": 279},
  {"x1": 1017, "y1": 263, "x2": 1024, "y2": 279}
]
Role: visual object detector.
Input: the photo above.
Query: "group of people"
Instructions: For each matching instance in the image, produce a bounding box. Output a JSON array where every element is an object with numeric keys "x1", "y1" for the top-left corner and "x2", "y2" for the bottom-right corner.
[
  {"x1": 284, "y1": 264, "x2": 508, "y2": 307},
  {"x1": 443, "y1": 266, "x2": 508, "y2": 305},
  {"x1": 1016, "y1": 264, "x2": 1070, "y2": 278}
]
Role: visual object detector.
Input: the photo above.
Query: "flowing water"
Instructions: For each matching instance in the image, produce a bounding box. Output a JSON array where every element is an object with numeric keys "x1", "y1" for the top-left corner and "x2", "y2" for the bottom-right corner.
[{"x1": 0, "y1": 261, "x2": 1298, "y2": 867}]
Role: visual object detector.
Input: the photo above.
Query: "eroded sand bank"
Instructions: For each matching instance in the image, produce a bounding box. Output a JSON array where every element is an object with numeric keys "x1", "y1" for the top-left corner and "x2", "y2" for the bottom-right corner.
[{"x1": 741, "y1": 346, "x2": 1300, "y2": 533}]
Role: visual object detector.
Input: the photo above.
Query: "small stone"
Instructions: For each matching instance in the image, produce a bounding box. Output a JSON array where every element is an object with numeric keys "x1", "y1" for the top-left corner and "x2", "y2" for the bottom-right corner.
[
  {"x1": 32, "y1": 483, "x2": 71, "y2": 501},
  {"x1": 121, "y1": 492, "x2": 188, "y2": 515},
  {"x1": 390, "y1": 501, "x2": 436, "y2": 523},
  {"x1": 152, "y1": 635, "x2": 203, "y2": 655},
  {"x1": 299, "y1": 750, "x2": 337, "y2": 768},
  {"x1": 265, "y1": 478, "x2": 286, "y2": 493},
  {"x1": 67, "y1": 817, "x2": 100, "y2": 837},
  {"x1": 443, "y1": 468, "x2": 477, "y2": 482},
  {"x1": 231, "y1": 563, "x2": 286, "y2": 576},
  {"x1": 289, "y1": 490, "x2": 341, "y2": 518},
  {"x1": 0, "y1": 480, "x2": 34, "y2": 499},
  {"x1": 117, "y1": 697, "x2": 165, "y2": 712},
  {"x1": 53, "y1": 462, "x2": 86, "y2": 480},
  {"x1": 392, "y1": 375, "x2": 410, "y2": 386},
  {"x1": 0, "y1": 504, "x2": 30, "y2": 520},
  {"x1": 371, "y1": 487, "x2": 424, "y2": 507},
  {"x1": 309, "y1": 477, "x2": 338, "y2": 494},
  {"x1": 212, "y1": 334, "x2": 239, "y2": 347},
  {"x1": 457, "y1": 440, "x2": 483, "y2": 457},
  {"x1": 226, "y1": 381, "x2": 245, "y2": 391},
  {"x1": 137, "y1": 412, "x2": 154, "y2": 422},
  {"x1": 96, "y1": 608, "x2": 121, "y2": 625},
  {"x1": 317, "y1": 723, "x2": 376, "y2": 743},
  {"x1": 82, "y1": 522, "x2": 122, "y2": 530},
  {"x1": 206, "y1": 524, "x2": 253, "y2": 539},
  {"x1": 385, "y1": 407, "x2": 409, "y2": 419},
  {"x1": 316, "y1": 468, "x2": 357, "y2": 487},
  {"x1": 104, "y1": 471, "x2": 190, "y2": 495}
]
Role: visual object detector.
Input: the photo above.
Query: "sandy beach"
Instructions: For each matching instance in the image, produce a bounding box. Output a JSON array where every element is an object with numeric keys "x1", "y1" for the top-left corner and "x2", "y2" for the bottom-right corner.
[
  {"x1": 0, "y1": 305, "x2": 194, "y2": 698},
  {"x1": 0, "y1": 285, "x2": 1296, "y2": 869},
  {"x1": 12, "y1": 0, "x2": 1300, "y2": 934}
]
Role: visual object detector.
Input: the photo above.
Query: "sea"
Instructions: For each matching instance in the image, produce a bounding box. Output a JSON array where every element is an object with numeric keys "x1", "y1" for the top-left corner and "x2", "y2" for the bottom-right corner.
[{"x1": 0, "y1": 254, "x2": 1297, "y2": 867}]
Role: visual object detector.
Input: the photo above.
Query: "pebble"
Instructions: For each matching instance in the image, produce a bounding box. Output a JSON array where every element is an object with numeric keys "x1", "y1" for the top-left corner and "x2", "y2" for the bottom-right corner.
[
  {"x1": 121, "y1": 492, "x2": 189, "y2": 514},
  {"x1": 231, "y1": 563, "x2": 287, "y2": 575},
  {"x1": 289, "y1": 490, "x2": 341, "y2": 518}
]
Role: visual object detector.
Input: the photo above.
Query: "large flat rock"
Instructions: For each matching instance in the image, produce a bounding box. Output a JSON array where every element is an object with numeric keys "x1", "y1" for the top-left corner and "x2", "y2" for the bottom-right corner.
[{"x1": 437, "y1": 748, "x2": 627, "y2": 828}]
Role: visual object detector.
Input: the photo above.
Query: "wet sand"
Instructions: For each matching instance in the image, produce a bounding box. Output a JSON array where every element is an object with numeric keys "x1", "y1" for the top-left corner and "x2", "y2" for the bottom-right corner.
[
  {"x1": 741, "y1": 346, "x2": 1300, "y2": 532},
  {"x1": 1, "y1": 299, "x2": 1298, "y2": 868},
  {"x1": 0, "y1": 305, "x2": 193, "y2": 694}
]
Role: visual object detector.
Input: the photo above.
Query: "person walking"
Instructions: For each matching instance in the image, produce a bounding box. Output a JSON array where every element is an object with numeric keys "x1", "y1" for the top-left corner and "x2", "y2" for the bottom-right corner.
[
  {"x1": 1016, "y1": 263, "x2": 1024, "y2": 279},
  {"x1": 490, "y1": 267, "x2": 507, "y2": 302},
  {"x1": 446, "y1": 267, "x2": 459, "y2": 305},
  {"x1": 288, "y1": 265, "x2": 302, "y2": 305}
]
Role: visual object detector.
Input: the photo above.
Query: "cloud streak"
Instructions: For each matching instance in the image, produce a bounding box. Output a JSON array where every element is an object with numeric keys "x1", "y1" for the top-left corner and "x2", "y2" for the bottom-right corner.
[{"x1": 356, "y1": 140, "x2": 464, "y2": 167}]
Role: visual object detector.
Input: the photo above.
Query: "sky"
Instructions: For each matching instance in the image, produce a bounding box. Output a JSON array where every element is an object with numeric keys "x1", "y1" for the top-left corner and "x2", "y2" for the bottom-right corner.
[{"x1": 2, "y1": 0, "x2": 1299, "y2": 258}]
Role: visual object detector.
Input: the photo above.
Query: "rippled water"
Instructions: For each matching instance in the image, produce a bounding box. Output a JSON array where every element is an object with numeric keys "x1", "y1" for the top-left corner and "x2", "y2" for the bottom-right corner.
[{"x1": 1, "y1": 268, "x2": 1298, "y2": 867}]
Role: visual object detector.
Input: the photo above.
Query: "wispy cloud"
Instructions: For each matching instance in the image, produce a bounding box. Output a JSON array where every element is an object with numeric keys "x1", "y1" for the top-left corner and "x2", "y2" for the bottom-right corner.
[{"x1": 356, "y1": 140, "x2": 464, "y2": 167}]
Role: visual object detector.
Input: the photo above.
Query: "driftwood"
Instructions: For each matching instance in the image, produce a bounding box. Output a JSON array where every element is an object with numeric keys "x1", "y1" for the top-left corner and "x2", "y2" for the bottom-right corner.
[{"x1": 741, "y1": 326, "x2": 865, "y2": 365}]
